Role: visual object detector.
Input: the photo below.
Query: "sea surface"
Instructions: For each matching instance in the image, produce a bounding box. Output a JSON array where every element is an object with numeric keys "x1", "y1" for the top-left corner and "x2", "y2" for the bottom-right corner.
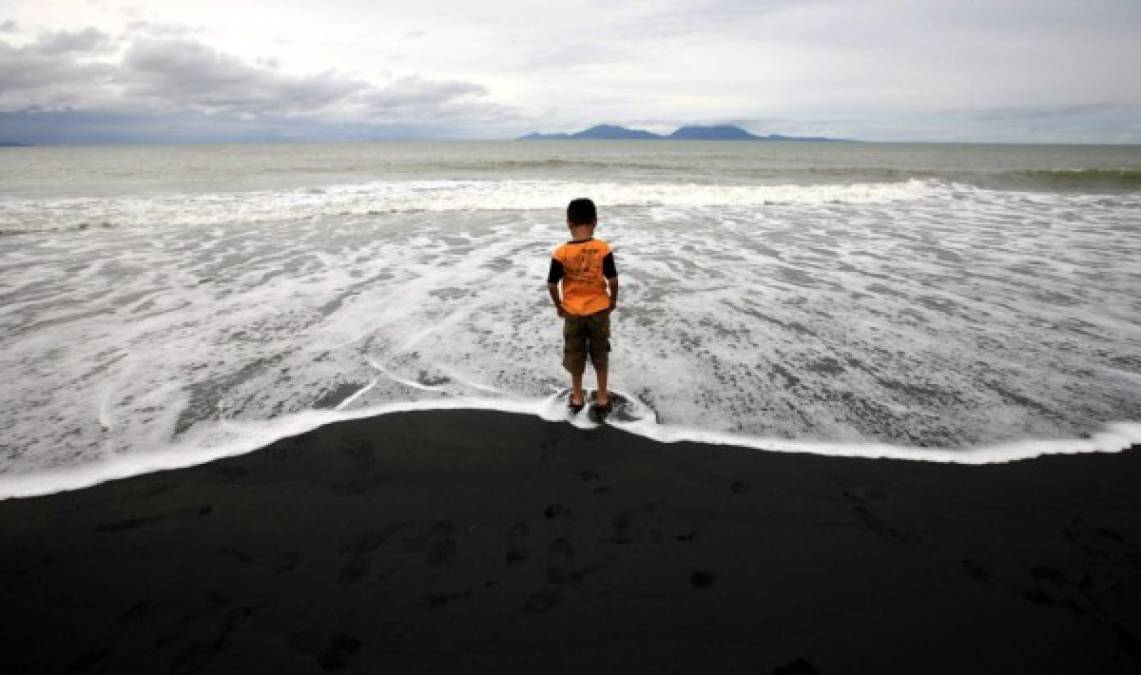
[{"x1": 1, "y1": 140, "x2": 1140, "y2": 495}]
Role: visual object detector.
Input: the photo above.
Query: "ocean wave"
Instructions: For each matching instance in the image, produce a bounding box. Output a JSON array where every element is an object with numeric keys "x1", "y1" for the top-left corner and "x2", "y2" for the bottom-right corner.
[
  {"x1": 0, "y1": 178, "x2": 944, "y2": 233},
  {"x1": 437, "y1": 158, "x2": 679, "y2": 172},
  {"x1": 993, "y1": 167, "x2": 1141, "y2": 191},
  {"x1": 738, "y1": 166, "x2": 1141, "y2": 194}
]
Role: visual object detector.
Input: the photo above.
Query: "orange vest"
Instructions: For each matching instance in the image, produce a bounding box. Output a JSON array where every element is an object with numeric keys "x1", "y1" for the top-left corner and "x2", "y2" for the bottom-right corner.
[{"x1": 553, "y1": 238, "x2": 612, "y2": 316}]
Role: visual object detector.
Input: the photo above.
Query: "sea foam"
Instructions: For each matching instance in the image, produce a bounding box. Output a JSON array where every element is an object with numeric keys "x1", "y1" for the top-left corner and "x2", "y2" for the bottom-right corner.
[
  {"x1": 2, "y1": 171, "x2": 1139, "y2": 497},
  {"x1": 1, "y1": 395, "x2": 1138, "y2": 500},
  {"x1": 0, "y1": 178, "x2": 946, "y2": 233}
]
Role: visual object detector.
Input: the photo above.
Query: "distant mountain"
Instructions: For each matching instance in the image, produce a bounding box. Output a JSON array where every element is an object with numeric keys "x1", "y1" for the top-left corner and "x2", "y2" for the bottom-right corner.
[
  {"x1": 517, "y1": 124, "x2": 843, "y2": 141},
  {"x1": 669, "y1": 125, "x2": 759, "y2": 140},
  {"x1": 0, "y1": 141, "x2": 32, "y2": 147},
  {"x1": 519, "y1": 124, "x2": 660, "y2": 140},
  {"x1": 579, "y1": 124, "x2": 660, "y2": 139}
]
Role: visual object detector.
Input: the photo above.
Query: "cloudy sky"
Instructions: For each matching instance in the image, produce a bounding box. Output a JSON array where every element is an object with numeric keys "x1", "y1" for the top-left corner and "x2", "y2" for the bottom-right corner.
[{"x1": 1, "y1": 0, "x2": 1139, "y2": 143}]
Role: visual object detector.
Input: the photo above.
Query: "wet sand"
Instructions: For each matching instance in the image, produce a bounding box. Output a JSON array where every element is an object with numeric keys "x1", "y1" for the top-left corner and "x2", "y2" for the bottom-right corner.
[{"x1": 2, "y1": 409, "x2": 1140, "y2": 674}]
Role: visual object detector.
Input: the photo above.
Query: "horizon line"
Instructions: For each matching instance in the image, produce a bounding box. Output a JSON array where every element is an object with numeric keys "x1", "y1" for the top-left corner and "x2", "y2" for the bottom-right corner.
[{"x1": 5, "y1": 138, "x2": 1141, "y2": 148}]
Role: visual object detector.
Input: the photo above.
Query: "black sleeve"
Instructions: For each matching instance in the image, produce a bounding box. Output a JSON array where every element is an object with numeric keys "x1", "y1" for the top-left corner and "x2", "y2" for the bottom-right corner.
[
  {"x1": 602, "y1": 252, "x2": 617, "y2": 279},
  {"x1": 547, "y1": 258, "x2": 564, "y2": 284}
]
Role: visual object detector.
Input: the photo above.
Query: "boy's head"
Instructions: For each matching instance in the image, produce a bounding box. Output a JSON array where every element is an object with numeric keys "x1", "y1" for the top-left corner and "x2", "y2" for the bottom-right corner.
[{"x1": 566, "y1": 198, "x2": 597, "y2": 229}]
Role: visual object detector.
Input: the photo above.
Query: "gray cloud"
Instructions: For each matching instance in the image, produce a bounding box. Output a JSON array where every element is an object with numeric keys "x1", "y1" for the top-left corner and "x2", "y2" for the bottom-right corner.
[
  {"x1": 0, "y1": 108, "x2": 465, "y2": 144},
  {"x1": 118, "y1": 39, "x2": 508, "y2": 122},
  {"x1": 355, "y1": 76, "x2": 501, "y2": 122},
  {"x1": 0, "y1": 20, "x2": 18, "y2": 33},
  {"x1": 363, "y1": 76, "x2": 485, "y2": 107},
  {"x1": 0, "y1": 28, "x2": 512, "y2": 139},
  {"x1": 36, "y1": 27, "x2": 112, "y2": 53},
  {"x1": 950, "y1": 103, "x2": 1141, "y2": 143},
  {"x1": 121, "y1": 38, "x2": 369, "y2": 116},
  {"x1": 964, "y1": 103, "x2": 1128, "y2": 122},
  {"x1": 0, "y1": 30, "x2": 116, "y2": 107}
]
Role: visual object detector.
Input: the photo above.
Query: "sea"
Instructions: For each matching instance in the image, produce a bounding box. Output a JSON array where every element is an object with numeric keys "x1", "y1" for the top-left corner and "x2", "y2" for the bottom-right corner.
[{"x1": 1, "y1": 140, "x2": 1140, "y2": 497}]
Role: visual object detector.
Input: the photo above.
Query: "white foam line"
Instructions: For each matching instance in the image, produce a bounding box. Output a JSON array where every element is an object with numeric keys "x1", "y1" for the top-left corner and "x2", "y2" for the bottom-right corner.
[
  {"x1": 395, "y1": 307, "x2": 473, "y2": 354},
  {"x1": 609, "y1": 418, "x2": 1141, "y2": 466},
  {"x1": 0, "y1": 397, "x2": 540, "y2": 501},
  {"x1": 96, "y1": 389, "x2": 114, "y2": 431},
  {"x1": 0, "y1": 396, "x2": 1138, "y2": 501},
  {"x1": 328, "y1": 333, "x2": 367, "y2": 350},
  {"x1": 94, "y1": 353, "x2": 134, "y2": 432},
  {"x1": 366, "y1": 357, "x2": 446, "y2": 392},
  {"x1": 439, "y1": 367, "x2": 503, "y2": 394},
  {"x1": 334, "y1": 377, "x2": 379, "y2": 411}
]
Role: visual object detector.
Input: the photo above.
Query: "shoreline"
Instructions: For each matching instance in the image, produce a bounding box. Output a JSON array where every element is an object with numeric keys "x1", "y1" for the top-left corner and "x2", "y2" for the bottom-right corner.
[
  {"x1": 2, "y1": 409, "x2": 1140, "y2": 673},
  {"x1": 4, "y1": 398, "x2": 1140, "y2": 501}
]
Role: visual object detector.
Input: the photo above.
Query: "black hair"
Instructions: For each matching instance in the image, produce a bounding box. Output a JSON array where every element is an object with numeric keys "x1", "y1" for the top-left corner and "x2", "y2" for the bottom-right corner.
[{"x1": 567, "y1": 197, "x2": 597, "y2": 225}]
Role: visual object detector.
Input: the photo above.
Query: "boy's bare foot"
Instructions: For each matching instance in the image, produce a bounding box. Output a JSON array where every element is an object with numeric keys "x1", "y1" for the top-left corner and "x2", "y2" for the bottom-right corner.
[{"x1": 569, "y1": 391, "x2": 585, "y2": 409}]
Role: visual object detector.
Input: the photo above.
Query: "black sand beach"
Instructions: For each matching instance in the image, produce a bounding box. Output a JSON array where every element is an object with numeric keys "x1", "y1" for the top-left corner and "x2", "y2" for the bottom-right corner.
[{"x1": 2, "y1": 410, "x2": 1140, "y2": 674}]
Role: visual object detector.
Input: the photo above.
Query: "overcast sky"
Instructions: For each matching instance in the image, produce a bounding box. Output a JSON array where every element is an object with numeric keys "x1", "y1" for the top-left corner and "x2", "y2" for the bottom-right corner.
[{"x1": 1, "y1": 0, "x2": 1139, "y2": 143}]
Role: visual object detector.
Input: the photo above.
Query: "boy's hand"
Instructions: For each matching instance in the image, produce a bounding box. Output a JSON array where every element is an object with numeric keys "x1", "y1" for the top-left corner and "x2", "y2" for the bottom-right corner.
[{"x1": 547, "y1": 283, "x2": 564, "y2": 318}]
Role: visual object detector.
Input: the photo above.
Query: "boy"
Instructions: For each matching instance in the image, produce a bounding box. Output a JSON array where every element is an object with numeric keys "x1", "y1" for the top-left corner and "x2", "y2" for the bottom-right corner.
[{"x1": 547, "y1": 198, "x2": 619, "y2": 412}]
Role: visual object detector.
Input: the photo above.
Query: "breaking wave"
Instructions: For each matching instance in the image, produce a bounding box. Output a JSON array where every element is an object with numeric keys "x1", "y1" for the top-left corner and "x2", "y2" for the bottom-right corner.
[
  {"x1": 994, "y1": 167, "x2": 1141, "y2": 191},
  {"x1": 0, "y1": 178, "x2": 943, "y2": 233}
]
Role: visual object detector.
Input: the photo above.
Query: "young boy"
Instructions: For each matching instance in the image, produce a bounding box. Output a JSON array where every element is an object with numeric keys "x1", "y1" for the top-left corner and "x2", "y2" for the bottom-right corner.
[{"x1": 547, "y1": 198, "x2": 619, "y2": 411}]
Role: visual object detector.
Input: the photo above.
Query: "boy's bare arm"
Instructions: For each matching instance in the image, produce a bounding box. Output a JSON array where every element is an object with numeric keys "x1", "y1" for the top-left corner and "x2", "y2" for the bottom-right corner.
[
  {"x1": 602, "y1": 250, "x2": 618, "y2": 310},
  {"x1": 547, "y1": 283, "x2": 564, "y2": 316}
]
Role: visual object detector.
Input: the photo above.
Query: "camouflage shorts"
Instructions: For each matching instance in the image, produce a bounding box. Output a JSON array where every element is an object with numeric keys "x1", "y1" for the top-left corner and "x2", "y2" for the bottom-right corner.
[{"x1": 562, "y1": 310, "x2": 611, "y2": 374}]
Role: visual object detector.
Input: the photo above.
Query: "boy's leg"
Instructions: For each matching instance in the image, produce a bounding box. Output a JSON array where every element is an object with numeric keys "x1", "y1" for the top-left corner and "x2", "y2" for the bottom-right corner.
[
  {"x1": 586, "y1": 310, "x2": 611, "y2": 406},
  {"x1": 563, "y1": 315, "x2": 588, "y2": 406},
  {"x1": 571, "y1": 371, "x2": 585, "y2": 406}
]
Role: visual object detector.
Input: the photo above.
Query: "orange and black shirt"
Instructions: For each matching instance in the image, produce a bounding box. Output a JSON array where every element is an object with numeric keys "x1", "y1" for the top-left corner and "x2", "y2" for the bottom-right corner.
[{"x1": 547, "y1": 238, "x2": 617, "y2": 316}]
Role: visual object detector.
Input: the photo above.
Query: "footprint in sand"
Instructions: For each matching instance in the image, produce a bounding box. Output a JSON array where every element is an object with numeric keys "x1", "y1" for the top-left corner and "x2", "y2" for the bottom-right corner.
[
  {"x1": 544, "y1": 503, "x2": 571, "y2": 519},
  {"x1": 961, "y1": 558, "x2": 991, "y2": 584},
  {"x1": 842, "y1": 489, "x2": 917, "y2": 544},
  {"x1": 546, "y1": 537, "x2": 575, "y2": 583},
  {"x1": 95, "y1": 504, "x2": 212, "y2": 533},
  {"x1": 424, "y1": 590, "x2": 473, "y2": 609},
  {"x1": 338, "y1": 522, "x2": 407, "y2": 584},
  {"x1": 338, "y1": 555, "x2": 371, "y2": 586},
  {"x1": 605, "y1": 513, "x2": 634, "y2": 544},
  {"x1": 506, "y1": 521, "x2": 529, "y2": 565},
  {"x1": 274, "y1": 551, "x2": 301, "y2": 576},
  {"x1": 690, "y1": 570, "x2": 717, "y2": 589},
  {"x1": 524, "y1": 588, "x2": 561, "y2": 613},
  {"x1": 426, "y1": 538, "x2": 456, "y2": 565},
  {"x1": 318, "y1": 634, "x2": 362, "y2": 672},
  {"x1": 424, "y1": 520, "x2": 458, "y2": 565}
]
